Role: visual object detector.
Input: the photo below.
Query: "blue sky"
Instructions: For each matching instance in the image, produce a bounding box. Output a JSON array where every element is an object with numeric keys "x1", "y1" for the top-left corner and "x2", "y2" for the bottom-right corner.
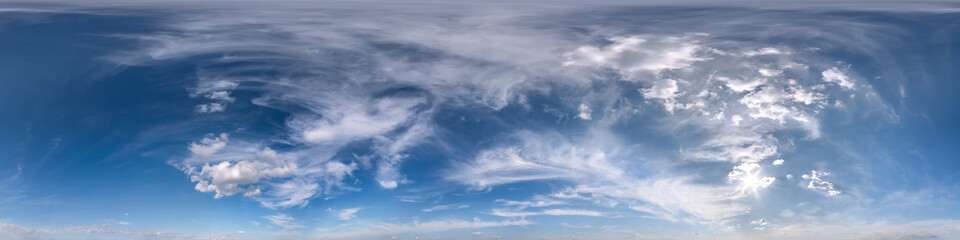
[{"x1": 1, "y1": 1, "x2": 960, "y2": 239}]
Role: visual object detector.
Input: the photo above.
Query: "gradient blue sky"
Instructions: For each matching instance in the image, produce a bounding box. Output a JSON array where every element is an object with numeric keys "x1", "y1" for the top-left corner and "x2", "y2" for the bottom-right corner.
[{"x1": 1, "y1": 1, "x2": 960, "y2": 239}]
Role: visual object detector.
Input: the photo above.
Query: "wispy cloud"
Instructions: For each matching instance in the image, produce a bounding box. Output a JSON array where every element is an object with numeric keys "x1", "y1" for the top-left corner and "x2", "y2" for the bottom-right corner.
[{"x1": 263, "y1": 213, "x2": 305, "y2": 229}]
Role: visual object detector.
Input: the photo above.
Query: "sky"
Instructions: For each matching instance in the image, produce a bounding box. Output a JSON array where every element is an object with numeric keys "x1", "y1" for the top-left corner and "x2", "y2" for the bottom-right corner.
[{"x1": 1, "y1": 1, "x2": 960, "y2": 239}]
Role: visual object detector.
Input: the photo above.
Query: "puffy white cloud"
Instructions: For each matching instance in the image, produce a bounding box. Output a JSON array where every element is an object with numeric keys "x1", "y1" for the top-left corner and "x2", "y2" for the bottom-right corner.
[
  {"x1": 641, "y1": 79, "x2": 680, "y2": 112},
  {"x1": 188, "y1": 133, "x2": 228, "y2": 157},
  {"x1": 728, "y1": 162, "x2": 776, "y2": 194},
  {"x1": 192, "y1": 81, "x2": 239, "y2": 113},
  {"x1": 263, "y1": 214, "x2": 304, "y2": 229},
  {"x1": 577, "y1": 103, "x2": 592, "y2": 120},
  {"x1": 821, "y1": 67, "x2": 855, "y2": 89},
  {"x1": 101, "y1": 4, "x2": 901, "y2": 233},
  {"x1": 563, "y1": 35, "x2": 708, "y2": 80},
  {"x1": 801, "y1": 170, "x2": 841, "y2": 196},
  {"x1": 189, "y1": 157, "x2": 298, "y2": 198},
  {"x1": 180, "y1": 134, "x2": 358, "y2": 208},
  {"x1": 750, "y1": 218, "x2": 768, "y2": 230},
  {"x1": 195, "y1": 102, "x2": 225, "y2": 113},
  {"x1": 772, "y1": 159, "x2": 784, "y2": 166},
  {"x1": 206, "y1": 91, "x2": 235, "y2": 102}
]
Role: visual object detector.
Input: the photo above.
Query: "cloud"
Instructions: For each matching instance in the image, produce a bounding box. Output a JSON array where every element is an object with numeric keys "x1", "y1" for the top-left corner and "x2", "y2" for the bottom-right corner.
[
  {"x1": 750, "y1": 218, "x2": 768, "y2": 230},
  {"x1": 179, "y1": 135, "x2": 358, "y2": 208},
  {"x1": 801, "y1": 170, "x2": 841, "y2": 196},
  {"x1": 742, "y1": 47, "x2": 785, "y2": 57},
  {"x1": 563, "y1": 35, "x2": 708, "y2": 80},
  {"x1": 640, "y1": 79, "x2": 680, "y2": 112},
  {"x1": 192, "y1": 81, "x2": 239, "y2": 113},
  {"x1": 495, "y1": 196, "x2": 566, "y2": 209},
  {"x1": 191, "y1": 159, "x2": 297, "y2": 198},
  {"x1": 772, "y1": 159, "x2": 784, "y2": 166},
  {"x1": 195, "y1": 102, "x2": 226, "y2": 113},
  {"x1": 422, "y1": 204, "x2": 470, "y2": 213},
  {"x1": 327, "y1": 208, "x2": 362, "y2": 221},
  {"x1": 490, "y1": 208, "x2": 606, "y2": 218},
  {"x1": 448, "y1": 130, "x2": 751, "y2": 224},
  {"x1": 0, "y1": 222, "x2": 40, "y2": 234},
  {"x1": 577, "y1": 103, "x2": 592, "y2": 120},
  {"x1": 188, "y1": 133, "x2": 228, "y2": 157},
  {"x1": 821, "y1": 67, "x2": 855, "y2": 90},
  {"x1": 263, "y1": 214, "x2": 304, "y2": 229},
  {"x1": 97, "y1": 4, "x2": 905, "y2": 234},
  {"x1": 318, "y1": 218, "x2": 533, "y2": 239}
]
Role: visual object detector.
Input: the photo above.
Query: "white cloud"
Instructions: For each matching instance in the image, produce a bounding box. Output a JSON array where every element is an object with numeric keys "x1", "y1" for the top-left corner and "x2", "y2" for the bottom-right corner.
[
  {"x1": 821, "y1": 67, "x2": 855, "y2": 89},
  {"x1": 772, "y1": 159, "x2": 784, "y2": 166},
  {"x1": 801, "y1": 170, "x2": 841, "y2": 196},
  {"x1": 563, "y1": 35, "x2": 708, "y2": 80},
  {"x1": 757, "y1": 68, "x2": 782, "y2": 77},
  {"x1": 718, "y1": 76, "x2": 765, "y2": 93},
  {"x1": 327, "y1": 208, "x2": 361, "y2": 221},
  {"x1": 728, "y1": 162, "x2": 776, "y2": 195},
  {"x1": 495, "y1": 196, "x2": 566, "y2": 209},
  {"x1": 449, "y1": 130, "x2": 751, "y2": 224},
  {"x1": 0, "y1": 222, "x2": 40, "y2": 234},
  {"x1": 490, "y1": 208, "x2": 606, "y2": 218},
  {"x1": 263, "y1": 214, "x2": 304, "y2": 229},
  {"x1": 300, "y1": 97, "x2": 423, "y2": 144},
  {"x1": 101, "y1": 5, "x2": 901, "y2": 234},
  {"x1": 641, "y1": 79, "x2": 680, "y2": 112},
  {"x1": 192, "y1": 81, "x2": 239, "y2": 113},
  {"x1": 577, "y1": 103, "x2": 592, "y2": 120},
  {"x1": 206, "y1": 91, "x2": 235, "y2": 102},
  {"x1": 731, "y1": 114, "x2": 743, "y2": 126},
  {"x1": 188, "y1": 133, "x2": 228, "y2": 157},
  {"x1": 318, "y1": 218, "x2": 532, "y2": 239},
  {"x1": 180, "y1": 134, "x2": 358, "y2": 208},
  {"x1": 422, "y1": 204, "x2": 470, "y2": 213},
  {"x1": 742, "y1": 47, "x2": 784, "y2": 57},
  {"x1": 750, "y1": 218, "x2": 768, "y2": 230},
  {"x1": 191, "y1": 160, "x2": 297, "y2": 198},
  {"x1": 195, "y1": 102, "x2": 226, "y2": 113}
]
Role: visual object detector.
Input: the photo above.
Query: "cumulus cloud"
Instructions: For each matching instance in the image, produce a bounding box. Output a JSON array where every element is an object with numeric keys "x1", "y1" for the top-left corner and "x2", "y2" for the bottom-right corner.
[
  {"x1": 98, "y1": 3, "x2": 901, "y2": 234},
  {"x1": 577, "y1": 103, "x2": 592, "y2": 120},
  {"x1": 192, "y1": 80, "x2": 239, "y2": 113},
  {"x1": 191, "y1": 160, "x2": 297, "y2": 198},
  {"x1": 188, "y1": 133, "x2": 228, "y2": 157},
  {"x1": 563, "y1": 35, "x2": 708, "y2": 80},
  {"x1": 179, "y1": 134, "x2": 358, "y2": 208},
  {"x1": 801, "y1": 170, "x2": 841, "y2": 196},
  {"x1": 821, "y1": 67, "x2": 855, "y2": 90},
  {"x1": 772, "y1": 159, "x2": 784, "y2": 166},
  {"x1": 750, "y1": 218, "x2": 768, "y2": 230}
]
